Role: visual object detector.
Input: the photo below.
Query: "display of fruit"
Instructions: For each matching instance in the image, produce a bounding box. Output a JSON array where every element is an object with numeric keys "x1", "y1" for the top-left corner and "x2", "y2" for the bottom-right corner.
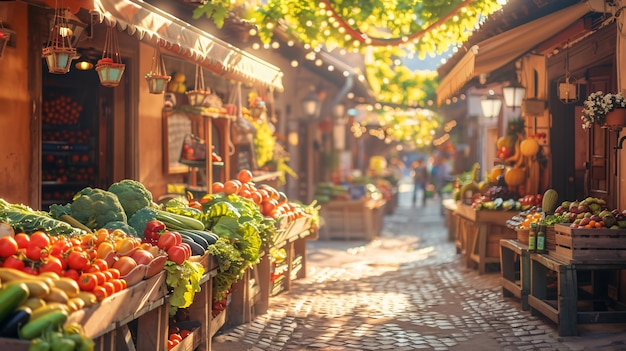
[{"x1": 42, "y1": 95, "x2": 83, "y2": 125}]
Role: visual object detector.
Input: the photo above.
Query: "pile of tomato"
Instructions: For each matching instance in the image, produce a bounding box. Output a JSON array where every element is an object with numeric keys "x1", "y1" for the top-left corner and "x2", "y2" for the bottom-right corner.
[{"x1": 0, "y1": 229, "x2": 151, "y2": 302}]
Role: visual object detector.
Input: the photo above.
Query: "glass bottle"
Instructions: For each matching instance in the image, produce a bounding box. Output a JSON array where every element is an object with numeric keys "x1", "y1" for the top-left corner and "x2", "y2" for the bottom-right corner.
[
  {"x1": 536, "y1": 220, "x2": 546, "y2": 253},
  {"x1": 528, "y1": 222, "x2": 537, "y2": 252}
]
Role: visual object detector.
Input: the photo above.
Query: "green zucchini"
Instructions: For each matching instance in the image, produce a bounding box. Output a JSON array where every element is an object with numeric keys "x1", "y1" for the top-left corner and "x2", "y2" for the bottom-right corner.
[
  {"x1": 0, "y1": 282, "x2": 29, "y2": 324},
  {"x1": 186, "y1": 229, "x2": 219, "y2": 245},
  {"x1": 181, "y1": 236, "x2": 205, "y2": 256},
  {"x1": 155, "y1": 210, "x2": 205, "y2": 230},
  {"x1": 179, "y1": 231, "x2": 209, "y2": 250},
  {"x1": 19, "y1": 309, "x2": 68, "y2": 340}
]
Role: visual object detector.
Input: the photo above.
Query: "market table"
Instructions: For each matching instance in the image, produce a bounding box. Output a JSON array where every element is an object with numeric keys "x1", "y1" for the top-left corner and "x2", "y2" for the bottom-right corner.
[
  {"x1": 500, "y1": 239, "x2": 530, "y2": 310},
  {"x1": 453, "y1": 203, "x2": 517, "y2": 274},
  {"x1": 528, "y1": 252, "x2": 626, "y2": 336}
]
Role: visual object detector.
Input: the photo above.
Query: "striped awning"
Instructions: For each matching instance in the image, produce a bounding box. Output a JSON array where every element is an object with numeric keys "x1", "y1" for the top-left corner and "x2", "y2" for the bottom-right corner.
[{"x1": 92, "y1": 0, "x2": 284, "y2": 91}]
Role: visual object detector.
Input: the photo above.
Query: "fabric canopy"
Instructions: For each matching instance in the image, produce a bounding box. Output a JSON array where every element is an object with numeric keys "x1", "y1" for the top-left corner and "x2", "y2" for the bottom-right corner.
[
  {"x1": 436, "y1": 1, "x2": 592, "y2": 106},
  {"x1": 92, "y1": 0, "x2": 284, "y2": 91}
]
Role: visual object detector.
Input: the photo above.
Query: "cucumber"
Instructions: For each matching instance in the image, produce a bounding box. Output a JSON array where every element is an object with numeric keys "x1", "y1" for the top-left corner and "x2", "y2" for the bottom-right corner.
[
  {"x1": 186, "y1": 230, "x2": 219, "y2": 245},
  {"x1": 179, "y1": 231, "x2": 209, "y2": 250},
  {"x1": 0, "y1": 306, "x2": 31, "y2": 338},
  {"x1": 0, "y1": 282, "x2": 29, "y2": 324},
  {"x1": 155, "y1": 210, "x2": 205, "y2": 230},
  {"x1": 181, "y1": 236, "x2": 205, "y2": 256},
  {"x1": 19, "y1": 309, "x2": 68, "y2": 340}
]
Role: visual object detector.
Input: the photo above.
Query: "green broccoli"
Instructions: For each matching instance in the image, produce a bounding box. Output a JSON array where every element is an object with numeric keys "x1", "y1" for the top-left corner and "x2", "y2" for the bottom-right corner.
[
  {"x1": 70, "y1": 187, "x2": 127, "y2": 230},
  {"x1": 108, "y1": 179, "x2": 155, "y2": 218},
  {"x1": 128, "y1": 207, "x2": 158, "y2": 237},
  {"x1": 103, "y1": 221, "x2": 138, "y2": 237}
]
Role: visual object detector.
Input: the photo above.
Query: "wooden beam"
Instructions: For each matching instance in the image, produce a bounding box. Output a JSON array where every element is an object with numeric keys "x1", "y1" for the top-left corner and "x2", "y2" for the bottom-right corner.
[{"x1": 535, "y1": 17, "x2": 593, "y2": 55}]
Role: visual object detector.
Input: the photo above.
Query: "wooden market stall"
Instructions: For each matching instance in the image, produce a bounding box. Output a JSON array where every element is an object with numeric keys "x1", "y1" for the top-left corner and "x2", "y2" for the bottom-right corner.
[
  {"x1": 453, "y1": 202, "x2": 517, "y2": 274},
  {"x1": 318, "y1": 198, "x2": 386, "y2": 241}
]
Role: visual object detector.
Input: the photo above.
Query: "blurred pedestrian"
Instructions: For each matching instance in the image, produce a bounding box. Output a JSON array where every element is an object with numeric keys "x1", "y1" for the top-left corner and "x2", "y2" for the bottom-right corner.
[{"x1": 411, "y1": 158, "x2": 429, "y2": 206}]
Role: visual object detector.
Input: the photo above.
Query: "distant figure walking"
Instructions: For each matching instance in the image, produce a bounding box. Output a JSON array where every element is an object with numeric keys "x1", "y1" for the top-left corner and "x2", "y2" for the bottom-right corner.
[{"x1": 412, "y1": 158, "x2": 429, "y2": 206}]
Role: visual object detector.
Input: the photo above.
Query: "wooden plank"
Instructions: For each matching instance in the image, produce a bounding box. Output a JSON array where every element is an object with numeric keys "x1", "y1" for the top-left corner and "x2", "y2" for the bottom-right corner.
[{"x1": 67, "y1": 271, "x2": 168, "y2": 339}]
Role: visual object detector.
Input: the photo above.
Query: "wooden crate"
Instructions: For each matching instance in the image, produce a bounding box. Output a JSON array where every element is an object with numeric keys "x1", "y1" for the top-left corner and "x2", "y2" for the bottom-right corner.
[
  {"x1": 552, "y1": 224, "x2": 626, "y2": 263},
  {"x1": 486, "y1": 224, "x2": 517, "y2": 257},
  {"x1": 319, "y1": 199, "x2": 386, "y2": 240},
  {"x1": 454, "y1": 203, "x2": 518, "y2": 224},
  {"x1": 67, "y1": 271, "x2": 168, "y2": 338}
]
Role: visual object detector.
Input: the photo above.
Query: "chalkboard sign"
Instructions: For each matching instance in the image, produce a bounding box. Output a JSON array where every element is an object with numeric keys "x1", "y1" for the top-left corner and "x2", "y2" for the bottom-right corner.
[
  {"x1": 237, "y1": 144, "x2": 253, "y2": 171},
  {"x1": 163, "y1": 112, "x2": 193, "y2": 174}
]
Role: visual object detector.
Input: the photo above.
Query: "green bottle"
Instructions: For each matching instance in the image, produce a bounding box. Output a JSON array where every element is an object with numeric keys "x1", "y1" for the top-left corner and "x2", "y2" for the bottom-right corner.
[
  {"x1": 536, "y1": 221, "x2": 546, "y2": 253},
  {"x1": 528, "y1": 223, "x2": 537, "y2": 251}
]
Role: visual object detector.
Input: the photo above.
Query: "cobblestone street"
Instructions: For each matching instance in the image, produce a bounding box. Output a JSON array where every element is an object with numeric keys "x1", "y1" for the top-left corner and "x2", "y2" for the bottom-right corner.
[{"x1": 213, "y1": 184, "x2": 626, "y2": 351}]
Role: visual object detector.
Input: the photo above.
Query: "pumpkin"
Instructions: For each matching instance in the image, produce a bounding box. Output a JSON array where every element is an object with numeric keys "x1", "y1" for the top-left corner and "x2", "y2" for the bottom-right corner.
[
  {"x1": 520, "y1": 138, "x2": 539, "y2": 156},
  {"x1": 490, "y1": 166, "x2": 506, "y2": 184},
  {"x1": 504, "y1": 167, "x2": 526, "y2": 186}
]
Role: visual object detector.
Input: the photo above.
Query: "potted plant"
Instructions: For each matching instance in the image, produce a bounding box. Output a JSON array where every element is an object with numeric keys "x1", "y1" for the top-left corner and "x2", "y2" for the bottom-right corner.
[{"x1": 581, "y1": 91, "x2": 626, "y2": 130}]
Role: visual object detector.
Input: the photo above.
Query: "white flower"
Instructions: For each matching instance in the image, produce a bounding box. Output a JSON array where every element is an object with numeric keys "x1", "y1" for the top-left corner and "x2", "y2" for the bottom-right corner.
[{"x1": 581, "y1": 91, "x2": 626, "y2": 130}]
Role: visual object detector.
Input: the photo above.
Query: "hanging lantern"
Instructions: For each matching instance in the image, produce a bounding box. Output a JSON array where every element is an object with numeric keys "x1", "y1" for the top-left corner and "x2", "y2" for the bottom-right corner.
[
  {"x1": 502, "y1": 81, "x2": 526, "y2": 110},
  {"x1": 145, "y1": 42, "x2": 170, "y2": 94},
  {"x1": 186, "y1": 65, "x2": 212, "y2": 107},
  {"x1": 42, "y1": 1, "x2": 76, "y2": 74},
  {"x1": 558, "y1": 42, "x2": 579, "y2": 104},
  {"x1": 96, "y1": 25, "x2": 125, "y2": 87},
  {"x1": 0, "y1": 22, "x2": 11, "y2": 60}
]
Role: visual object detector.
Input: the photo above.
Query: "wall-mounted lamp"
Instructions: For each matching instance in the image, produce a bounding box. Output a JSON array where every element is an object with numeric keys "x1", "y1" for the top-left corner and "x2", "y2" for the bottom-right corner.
[
  {"x1": 502, "y1": 81, "x2": 526, "y2": 110},
  {"x1": 301, "y1": 87, "x2": 321, "y2": 119},
  {"x1": 480, "y1": 91, "x2": 502, "y2": 118}
]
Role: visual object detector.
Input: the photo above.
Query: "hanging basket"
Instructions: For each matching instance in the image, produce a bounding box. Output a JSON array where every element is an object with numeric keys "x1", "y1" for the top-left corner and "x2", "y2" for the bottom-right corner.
[
  {"x1": 96, "y1": 25, "x2": 125, "y2": 87},
  {"x1": 603, "y1": 108, "x2": 626, "y2": 132},
  {"x1": 145, "y1": 43, "x2": 170, "y2": 94},
  {"x1": 186, "y1": 65, "x2": 211, "y2": 107},
  {"x1": 42, "y1": 3, "x2": 76, "y2": 74}
]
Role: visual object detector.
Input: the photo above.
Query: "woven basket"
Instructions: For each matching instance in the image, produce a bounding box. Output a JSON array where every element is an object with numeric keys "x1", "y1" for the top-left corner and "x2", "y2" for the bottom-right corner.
[{"x1": 516, "y1": 228, "x2": 529, "y2": 245}]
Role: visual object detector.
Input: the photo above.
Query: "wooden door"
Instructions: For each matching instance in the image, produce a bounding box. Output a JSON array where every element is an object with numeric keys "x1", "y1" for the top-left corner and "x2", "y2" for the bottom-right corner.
[{"x1": 586, "y1": 66, "x2": 616, "y2": 209}]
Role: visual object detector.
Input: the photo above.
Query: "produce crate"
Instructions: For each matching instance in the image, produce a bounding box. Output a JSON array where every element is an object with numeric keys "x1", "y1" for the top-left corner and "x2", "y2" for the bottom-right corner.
[
  {"x1": 67, "y1": 271, "x2": 168, "y2": 338},
  {"x1": 552, "y1": 224, "x2": 626, "y2": 263},
  {"x1": 454, "y1": 203, "x2": 518, "y2": 224},
  {"x1": 319, "y1": 199, "x2": 386, "y2": 241}
]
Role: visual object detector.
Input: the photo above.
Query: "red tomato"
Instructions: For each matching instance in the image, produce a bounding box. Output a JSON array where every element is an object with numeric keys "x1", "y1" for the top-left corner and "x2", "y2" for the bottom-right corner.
[
  {"x1": 39, "y1": 256, "x2": 63, "y2": 275},
  {"x1": 94, "y1": 271, "x2": 107, "y2": 285},
  {"x1": 92, "y1": 258, "x2": 109, "y2": 271},
  {"x1": 179, "y1": 243, "x2": 192, "y2": 259},
  {"x1": 3, "y1": 255, "x2": 25, "y2": 270},
  {"x1": 67, "y1": 251, "x2": 90, "y2": 271},
  {"x1": 13, "y1": 233, "x2": 30, "y2": 249},
  {"x1": 21, "y1": 266, "x2": 39, "y2": 275},
  {"x1": 0, "y1": 236, "x2": 18, "y2": 258},
  {"x1": 78, "y1": 273, "x2": 98, "y2": 291},
  {"x1": 112, "y1": 256, "x2": 137, "y2": 276},
  {"x1": 102, "y1": 281, "x2": 116, "y2": 296},
  {"x1": 130, "y1": 249, "x2": 154, "y2": 265},
  {"x1": 110, "y1": 279, "x2": 125, "y2": 293},
  {"x1": 158, "y1": 232, "x2": 179, "y2": 251},
  {"x1": 92, "y1": 285, "x2": 108, "y2": 302},
  {"x1": 25, "y1": 244, "x2": 44, "y2": 261},
  {"x1": 167, "y1": 340, "x2": 175, "y2": 350},
  {"x1": 30, "y1": 231, "x2": 51, "y2": 248},
  {"x1": 106, "y1": 268, "x2": 121, "y2": 280},
  {"x1": 167, "y1": 245, "x2": 187, "y2": 265},
  {"x1": 250, "y1": 191, "x2": 263, "y2": 205},
  {"x1": 63, "y1": 269, "x2": 80, "y2": 281},
  {"x1": 211, "y1": 182, "x2": 225, "y2": 194},
  {"x1": 49, "y1": 240, "x2": 71, "y2": 258},
  {"x1": 169, "y1": 333, "x2": 183, "y2": 342},
  {"x1": 237, "y1": 169, "x2": 253, "y2": 183},
  {"x1": 179, "y1": 330, "x2": 191, "y2": 339}
]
